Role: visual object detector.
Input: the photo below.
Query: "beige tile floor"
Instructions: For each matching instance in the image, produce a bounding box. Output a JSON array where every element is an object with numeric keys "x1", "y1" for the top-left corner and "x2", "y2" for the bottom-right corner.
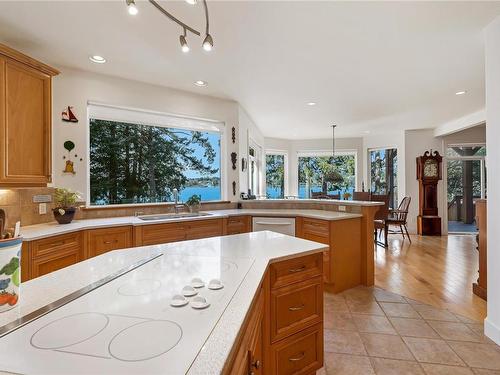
[{"x1": 319, "y1": 286, "x2": 500, "y2": 374}]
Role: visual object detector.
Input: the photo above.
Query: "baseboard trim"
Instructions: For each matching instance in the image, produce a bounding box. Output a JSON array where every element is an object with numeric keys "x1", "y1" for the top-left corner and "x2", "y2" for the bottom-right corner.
[{"x1": 485, "y1": 317, "x2": 500, "y2": 345}]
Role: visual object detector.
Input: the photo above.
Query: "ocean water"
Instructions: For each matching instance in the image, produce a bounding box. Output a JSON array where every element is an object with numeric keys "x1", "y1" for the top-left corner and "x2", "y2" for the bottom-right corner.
[
  {"x1": 266, "y1": 185, "x2": 355, "y2": 199},
  {"x1": 180, "y1": 186, "x2": 221, "y2": 202}
]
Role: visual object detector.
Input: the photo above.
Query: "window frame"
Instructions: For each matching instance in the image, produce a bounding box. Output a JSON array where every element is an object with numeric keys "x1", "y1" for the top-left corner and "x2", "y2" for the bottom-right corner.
[
  {"x1": 265, "y1": 149, "x2": 289, "y2": 198},
  {"x1": 296, "y1": 149, "x2": 358, "y2": 198},
  {"x1": 86, "y1": 102, "x2": 227, "y2": 207},
  {"x1": 368, "y1": 146, "x2": 398, "y2": 207}
]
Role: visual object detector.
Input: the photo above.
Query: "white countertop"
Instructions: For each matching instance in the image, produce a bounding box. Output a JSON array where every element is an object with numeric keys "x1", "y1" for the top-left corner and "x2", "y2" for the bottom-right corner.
[
  {"x1": 0, "y1": 232, "x2": 327, "y2": 374},
  {"x1": 242, "y1": 198, "x2": 383, "y2": 206},
  {"x1": 20, "y1": 209, "x2": 362, "y2": 241}
]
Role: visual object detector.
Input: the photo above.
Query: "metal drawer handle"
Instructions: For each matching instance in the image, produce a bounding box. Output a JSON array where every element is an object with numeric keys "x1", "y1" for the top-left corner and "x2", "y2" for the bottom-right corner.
[
  {"x1": 254, "y1": 221, "x2": 292, "y2": 226},
  {"x1": 104, "y1": 240, "x2": 118, "y2": 244},
  {"x1": 288, "y1": 304, "x2": 304, "y2": 311},
  {"x1": 52, "y1": 241, "x2": 65, "y2": 246},
  {"x1": 288, "y1": 351, "x2": 305, "y2": 362},
  {"x1": 288, "y1": 265, "x2": 306, "y2": 273}
]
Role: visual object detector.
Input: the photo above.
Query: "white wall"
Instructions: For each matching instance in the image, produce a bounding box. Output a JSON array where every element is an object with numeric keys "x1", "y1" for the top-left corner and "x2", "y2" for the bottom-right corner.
[
  {"x1": 264, "y1": 137, "x2": 364, "y2": 197},
  {"x1": 238, "y1": 106, "x2": 265, "y2": 196},
  {"x1": 52, "y1": 67, "x2": 240, "y2": 202},
  {"x1": 484, "y1": 15, "x2": 500, "y2": 344},
  {"x1": 404, "y1": 129, "x2": 445, "y2": 234}
]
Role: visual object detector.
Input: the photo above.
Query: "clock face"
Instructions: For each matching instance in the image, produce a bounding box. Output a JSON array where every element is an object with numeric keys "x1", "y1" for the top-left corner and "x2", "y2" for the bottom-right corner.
[{"x1": 424, "y1": 159, "x2": 438, "y2": 178}]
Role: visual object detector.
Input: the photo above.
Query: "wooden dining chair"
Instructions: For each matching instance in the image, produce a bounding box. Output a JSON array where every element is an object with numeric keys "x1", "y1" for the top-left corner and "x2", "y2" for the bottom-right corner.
[
  {"x1": 386, "y1": 196, "x2": 412, "y2": 243},
  {"x1": 371, "y1": 194, "x2": 391, "y2": 247}
]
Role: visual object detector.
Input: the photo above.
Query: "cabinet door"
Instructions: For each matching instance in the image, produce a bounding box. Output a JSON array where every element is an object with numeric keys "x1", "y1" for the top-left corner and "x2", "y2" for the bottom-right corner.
[
  {"x1": 226, "y1": 216, "x2": 251, "y2": 235},
  {"x1": 87, "y1": 226, "x2": 133, "y2": 258},
  {"x1": 186, "y1": 219, "x2": 223, "y2": 240},
  {"x1": 0, "y1": 57, "x2": 52, "y2": 186},
  {"x1": 31, "y1": 248, "x2": 80, "y2": 279},
  {"x1": 141, "y1": 222, "x2": 187, "y2": 246}
]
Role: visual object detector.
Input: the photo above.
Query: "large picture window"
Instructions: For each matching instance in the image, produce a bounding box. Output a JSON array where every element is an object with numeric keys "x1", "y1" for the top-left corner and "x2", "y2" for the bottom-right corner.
[
  {"x1": 297, "y1": 153, "x2": 356, "y2": 199},
  {"x1": 369, "y1": 148, "x2": 397, "y2": 208},
  {"x1": 89, "y1": 118, "x2": 221, "y2": 205},
  {"x1": 265, "y1": 152, "x2": 287, "y2": 199}
]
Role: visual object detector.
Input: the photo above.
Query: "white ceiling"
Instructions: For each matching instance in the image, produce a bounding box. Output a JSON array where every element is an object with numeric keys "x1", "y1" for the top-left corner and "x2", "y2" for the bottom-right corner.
[{"x1": 1, "y1": 1, "x2": 499, "y2": 139}]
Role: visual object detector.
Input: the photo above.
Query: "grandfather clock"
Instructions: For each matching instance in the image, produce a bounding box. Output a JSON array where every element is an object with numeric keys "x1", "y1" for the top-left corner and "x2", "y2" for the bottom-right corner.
[{"x1": 416, "y1": 150, "x2": 443, "y2": 235}]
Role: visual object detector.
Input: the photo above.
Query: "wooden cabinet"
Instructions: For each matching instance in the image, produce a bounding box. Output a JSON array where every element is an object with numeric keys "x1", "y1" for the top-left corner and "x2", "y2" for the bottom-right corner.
[
  {"x1": 136, "y1": 219, "x2": 223, "y2": 246},
  {"x1": 186, "y1": 219, "x2": 223, "y2": 240},
  {"x1": 86, "y1": 226, "x2": 133, "y2": 258},
  {"x1": 25, "y1": 232, "x2": 83, "y2": 280},
  {"x1": 225, "y1": 252, "x2": 324, "y2": 375},
  {"x1": 223, "y1": 287, "x2": 264, "y2": 375},
  {"x1": 296, "y1": 216, "x2": 361, "y2": 292},
  {"x1": 270, "y1": 276, "x2": 323, "y2": 343},
  {"x1": 473, "y1": 199, "x2": 487, "y2": 300},
  {"x1": 269, "y1": 323, "x2": 323, "y2": 375},
  {"x1": 225, "y1": 216, "x2": 251, "y2": 235},
  {"x1": 0, "y1": 44, "x2": 59, "y2": 187},
  {"x1": 265, "y1": 252, "x2": 324, "y2": 375}
]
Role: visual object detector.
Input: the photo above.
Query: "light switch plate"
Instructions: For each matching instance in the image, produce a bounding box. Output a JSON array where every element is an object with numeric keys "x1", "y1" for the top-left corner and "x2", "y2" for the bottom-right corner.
[
  {"x1": 39, "y1": 203, "x2": 47, "y2": 215},
  {"x1": 338, "y1": 205, "x2": 346, "y2": 212}
]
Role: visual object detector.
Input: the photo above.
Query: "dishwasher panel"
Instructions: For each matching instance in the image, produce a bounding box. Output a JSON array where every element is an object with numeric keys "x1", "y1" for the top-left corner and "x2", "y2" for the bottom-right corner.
[{"x1": 252, "y1": 217, "x2": 296, "y2": 236}]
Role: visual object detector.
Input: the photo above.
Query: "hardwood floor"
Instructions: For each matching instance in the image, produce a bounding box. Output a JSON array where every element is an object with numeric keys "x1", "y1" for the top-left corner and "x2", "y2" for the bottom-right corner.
[{"x1": 374, "y1": 234, "x2": 487, "y2": 322}]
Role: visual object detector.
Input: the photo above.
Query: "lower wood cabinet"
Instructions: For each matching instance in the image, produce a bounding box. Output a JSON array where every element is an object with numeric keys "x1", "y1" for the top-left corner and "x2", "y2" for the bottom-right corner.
[
  {"x1": 135, "y1": 219, "x2": 224, "y2": 246},
  {"x1": 296, "y1": 216, "x2": 361, "y2": 293},
  {"x1": 225, "y1": 215, "x2": 252, "y2": 235},
  {"x1": 225, "y1": 252, "x2": 324, "y2": 375},
  {"x1": 22, "y1": 232, "x2": 84, "y2": 281},
  {"x1": 86, "y1": 226, "x2": 133, "y2": 258}
]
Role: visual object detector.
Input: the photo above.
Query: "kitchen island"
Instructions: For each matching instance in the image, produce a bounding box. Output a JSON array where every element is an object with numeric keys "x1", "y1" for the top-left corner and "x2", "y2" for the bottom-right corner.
[{"x1": 0, "y1": 231, "x2": 327, "y2": 374}]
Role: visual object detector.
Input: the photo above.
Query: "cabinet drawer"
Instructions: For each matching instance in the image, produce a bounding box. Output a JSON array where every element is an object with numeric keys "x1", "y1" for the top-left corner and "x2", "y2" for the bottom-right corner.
[
  {"x1": 270, "y1": 253, "x2": 322, "y2": 290},
  {"x1": 301, "y1": 218, "x2": 330, "y2": 240},
  {"x1": 31, "y1": 247, "x2": 80, "y2": 278},
  {"x1": 271, "y1": 323, "x2": 323, "y2": 375},
  {"x1": 141, "y1": 222, "x2": 187, "y2": 246},
  {"x1": 186, "y1": 219, "x2": 223, "y2": 240},
  {"x1": 226, "y1": 216, "x2": 251, "y2": 235},
  {"x1": 270, "y1": 276, "x2": 323, "y2": 342},
  {"x1": 87, "y1": 226, "x2": 133, "y2": 258},
  {"x1": 31, "y1": 232, "x2": 82, "y2": 258}
]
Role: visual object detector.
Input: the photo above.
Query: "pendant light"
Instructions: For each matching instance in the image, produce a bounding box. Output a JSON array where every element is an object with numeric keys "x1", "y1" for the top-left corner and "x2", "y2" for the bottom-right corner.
[{"x1": 324, "y1": 124, "x2": 344, "y2": 184}]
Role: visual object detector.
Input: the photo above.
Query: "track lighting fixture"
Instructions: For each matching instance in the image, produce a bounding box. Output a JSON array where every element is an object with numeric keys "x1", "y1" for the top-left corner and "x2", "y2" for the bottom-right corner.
[
  {"x1": 127, "y1": 0, "x2": 214, "y2": 53},
  {"x1": 202, "y1": 34, "x2": 213, "y2": 51},
  {"x1": 202, "y1": 0, "x2": 213, "y2": 51},
  {"x1": 126, "y1": 0, "x2": 138, "y2": 15},
  {"x1": 180, "y1": 28, "x2": 189, "y2": 53}
]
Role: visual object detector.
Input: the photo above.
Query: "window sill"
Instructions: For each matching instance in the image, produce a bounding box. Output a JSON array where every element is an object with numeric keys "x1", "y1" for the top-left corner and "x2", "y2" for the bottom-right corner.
[{"x1": 81, "y1": 200, "x2": 232, "y2": 211}]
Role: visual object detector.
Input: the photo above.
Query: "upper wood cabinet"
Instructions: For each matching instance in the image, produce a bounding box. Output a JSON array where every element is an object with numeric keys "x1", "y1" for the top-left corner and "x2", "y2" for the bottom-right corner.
[{"x1": 0, "y1": 44, "x2": 59, "y2": 187}]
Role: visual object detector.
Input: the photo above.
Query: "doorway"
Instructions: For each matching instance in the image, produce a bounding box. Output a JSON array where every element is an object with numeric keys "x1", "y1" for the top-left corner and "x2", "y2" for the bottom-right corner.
[{"x1": 446, "y1": 145, "x2": 486, "y2": 233}]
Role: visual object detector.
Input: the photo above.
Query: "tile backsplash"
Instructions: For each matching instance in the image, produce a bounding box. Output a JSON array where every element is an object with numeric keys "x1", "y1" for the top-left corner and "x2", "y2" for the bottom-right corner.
[
  {"x1": 0, "y1": 187, "x2": 57, "y2": 228},
  {"x1": 0, "y1": 188, "x2": 236, "y2": 229}
]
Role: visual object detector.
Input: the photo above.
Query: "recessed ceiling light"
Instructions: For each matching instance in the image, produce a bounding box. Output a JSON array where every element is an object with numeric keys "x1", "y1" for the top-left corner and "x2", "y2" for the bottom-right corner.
[
  {"x1": 89, "y1": 55, "x2": 106, "y2": 64},
  {"x1": 306, "y1": 102, "x2": 317, "y2": 106},
  {"x1": 455, "y1": 91, "x2": 467, "y2": 95},
  {"x1": 194, "y1": 80, "x2": 207, "y2": 87},
  {"x1": 185, "y1": 0, "x2": 197, "y2": 4}
]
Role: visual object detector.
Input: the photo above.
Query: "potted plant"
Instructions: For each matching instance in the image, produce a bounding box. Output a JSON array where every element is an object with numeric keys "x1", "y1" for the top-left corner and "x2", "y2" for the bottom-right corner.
[
  {"x1": 185, "y1": 194, "x2": 202, "y2": 213},
  {"x1": 52, "y1": 188, "x2": 81, "y2": 224},
  {"x1": 343, "y1": 192, "x2": 352, "y2": 200}
]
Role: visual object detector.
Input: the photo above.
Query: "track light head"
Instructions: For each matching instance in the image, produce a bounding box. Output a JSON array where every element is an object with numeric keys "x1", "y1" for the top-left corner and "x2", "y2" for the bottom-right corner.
[
  {"x1": 180, "y1": 31, "x2": 189, "y2": 53},
  {"x1": 202, "y1": 34, "x2": 213, "y2": 51},
  {"x1": 126, "y1": 0, "x2": 138, "y2": 15}
]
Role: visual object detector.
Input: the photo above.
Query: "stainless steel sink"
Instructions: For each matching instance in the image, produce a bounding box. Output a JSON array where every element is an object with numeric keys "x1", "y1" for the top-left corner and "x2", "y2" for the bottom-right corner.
[{"x1": 137, "y1": 212, "x2": 212, "y2": 221}]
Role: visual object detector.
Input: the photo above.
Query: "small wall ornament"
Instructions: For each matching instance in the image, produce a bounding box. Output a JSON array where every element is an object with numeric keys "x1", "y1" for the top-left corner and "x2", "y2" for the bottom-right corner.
[
  {"x1": 231, "y1": 127, "x2": 236, "y2": 144},
  {"x1": 62, "y1": 140, "x2": 76, "y2": 175},
  {"x1": 231, "y1": 152, "x2": 237, "y2": 170},
  {"x1": 61, "y1": 106, "x2": 79, "y2": 123},
  {"x1": 232, "y1": 181, "x2": 236, "y2": 196}
]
